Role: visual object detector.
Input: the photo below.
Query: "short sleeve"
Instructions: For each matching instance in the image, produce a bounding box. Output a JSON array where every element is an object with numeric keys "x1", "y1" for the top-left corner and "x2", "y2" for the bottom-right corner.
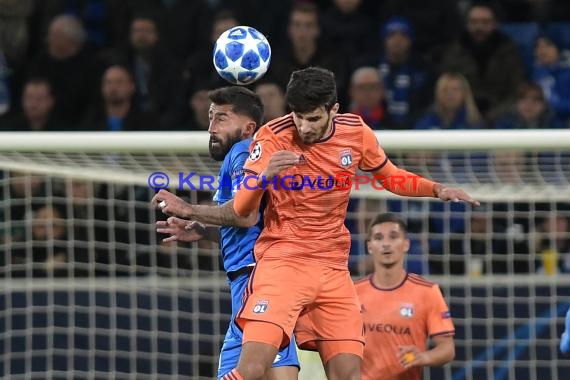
[
  {"x1": 427, "y1": 285, "x2": 455, "y2": 338},
  {"x1": 359, "y1": 124, "x2": 389, "y2": 172},
  {"x1": 243, "y1": 127, "x2": 279, "y2": 176}
]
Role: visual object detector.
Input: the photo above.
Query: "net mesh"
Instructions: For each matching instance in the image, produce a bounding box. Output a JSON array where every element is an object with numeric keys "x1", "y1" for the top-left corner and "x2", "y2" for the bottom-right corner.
[{"x1": 0, "y1": 131, "x2": 569, "y2": 379}]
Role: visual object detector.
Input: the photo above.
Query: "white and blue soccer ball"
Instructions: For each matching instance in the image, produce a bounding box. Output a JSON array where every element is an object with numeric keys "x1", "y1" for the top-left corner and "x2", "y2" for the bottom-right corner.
[{"x1": 213, "y1": 26, "x2": 271, "y2": 85}]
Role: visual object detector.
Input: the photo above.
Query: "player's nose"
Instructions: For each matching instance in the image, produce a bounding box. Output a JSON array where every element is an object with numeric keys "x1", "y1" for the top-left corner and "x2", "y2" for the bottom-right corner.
[{"x1": 299, "y1": 121, "x2": 313, "y2": 134}]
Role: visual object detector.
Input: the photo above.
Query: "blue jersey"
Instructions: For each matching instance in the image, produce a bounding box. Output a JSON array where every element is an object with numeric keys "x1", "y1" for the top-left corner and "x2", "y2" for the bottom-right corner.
[
  {"x1": 212, "y1": 138, "x2": 262, "y2": 274},
  {"x1": 212, "y1": 138, "x2": 299, "y2": 378}
]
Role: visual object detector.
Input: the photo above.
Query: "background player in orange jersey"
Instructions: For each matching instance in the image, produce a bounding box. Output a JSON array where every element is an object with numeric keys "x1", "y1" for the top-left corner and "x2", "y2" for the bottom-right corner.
[
  {"x1": 219, "y1": 67, "x2": 476, "y2": 380},
  {"x1": 355, "y1": 213, "x2": 455, "y2": 380}
]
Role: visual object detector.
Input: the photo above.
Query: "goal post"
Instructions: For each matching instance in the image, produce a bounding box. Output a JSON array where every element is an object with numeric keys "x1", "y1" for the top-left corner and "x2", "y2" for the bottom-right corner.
[{"x1": 0, "y1": 129, "x2": 569, "y2": 379}]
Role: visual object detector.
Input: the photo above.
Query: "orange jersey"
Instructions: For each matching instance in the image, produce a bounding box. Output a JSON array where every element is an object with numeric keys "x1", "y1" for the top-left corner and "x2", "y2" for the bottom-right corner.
[
  {"x1": 238, "y1": 112, "x2": 437, "y2": 268},
  {"x1": 242, "y1": 113, "x2": 388, "y2": 268},
  {"x1": 355, "y1": 273, "x2": 455, "y2": 380}
]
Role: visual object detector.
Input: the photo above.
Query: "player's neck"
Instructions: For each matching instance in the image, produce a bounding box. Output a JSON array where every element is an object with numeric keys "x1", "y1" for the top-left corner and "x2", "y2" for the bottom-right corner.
[
  {"x1": 321, "y1": 121, "x2": 334, "y2": 140},
  {"x1": 372, "y1": 267, "x2": 406, "y2": 289}
]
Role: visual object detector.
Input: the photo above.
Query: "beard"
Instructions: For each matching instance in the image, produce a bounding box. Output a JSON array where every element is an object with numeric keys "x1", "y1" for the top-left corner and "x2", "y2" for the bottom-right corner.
[
  {"x1": 209, "y1": 130, "x2": 243, "y2": 161},
  {"x1": 300, "y1": 113, "x2": 332, "y2": 144}
]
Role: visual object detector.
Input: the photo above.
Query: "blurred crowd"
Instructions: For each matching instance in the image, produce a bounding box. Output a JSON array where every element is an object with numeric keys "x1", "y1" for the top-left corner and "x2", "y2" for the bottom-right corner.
[
  {"x1": 1, "y1": 0, "x2": 570, "y2": 131},
  {"x1": 0, "y1": 0, "x2": 569, "y2": 278}
]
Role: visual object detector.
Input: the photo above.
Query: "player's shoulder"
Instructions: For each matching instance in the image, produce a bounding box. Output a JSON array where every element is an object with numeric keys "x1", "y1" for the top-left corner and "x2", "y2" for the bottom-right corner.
[
  {"x1": 406, "y1": 273, "x2": 438, "y2": 290},
  {"x1": 256, "y1": 113, "x2": 295, "y2": 138},
  {"x1": 333, "y1": 113, "x2": 366, "y2": 127},
  {"x1": 354, "y1": 276, "x2": 372, "y2": 291}
]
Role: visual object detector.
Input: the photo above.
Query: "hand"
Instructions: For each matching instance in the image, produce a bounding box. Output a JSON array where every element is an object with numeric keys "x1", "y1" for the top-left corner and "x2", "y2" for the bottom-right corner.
[
  {"x1": 156, "y1": 217, "x2": 206, "y2": 243},
  {"x1": 260, "y1": 151, "x2": 300, "y2": 181},
  {"x1": 398, "y1": 346, "x2": 426, "y2": 369},
  {"x1": 152, "y1": 189, "x2": 192, "y2": 218},
  {"x1": 434, "y1": 184, "x2": 480, "y2": 206}
]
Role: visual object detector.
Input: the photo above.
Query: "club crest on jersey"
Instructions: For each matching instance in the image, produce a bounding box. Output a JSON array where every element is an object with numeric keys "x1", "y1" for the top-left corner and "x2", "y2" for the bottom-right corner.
[
  {"x1": 253, "y1": 300, "x2": 269, "y2": 314},
  {"x1": 339, "y1": 149, "x2": 353, "y2": 168},
  {"x1": 249, "y1": 142, "x2": 262, "y2": 162},
  {"x1": 400, "y1": 303, "x2": 414, "y2": 318}
]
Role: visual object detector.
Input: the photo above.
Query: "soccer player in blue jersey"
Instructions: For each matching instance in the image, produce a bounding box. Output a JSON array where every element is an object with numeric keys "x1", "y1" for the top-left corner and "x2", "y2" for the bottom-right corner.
[{"x1": 152, "y1": 86, "x2": 299, "y2": 379}]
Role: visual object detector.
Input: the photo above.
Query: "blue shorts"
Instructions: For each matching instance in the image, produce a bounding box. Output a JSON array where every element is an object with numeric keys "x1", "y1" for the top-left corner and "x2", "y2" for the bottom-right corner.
[{"x1": 217, "y1": 269, "x2": 300, "y2": 379}]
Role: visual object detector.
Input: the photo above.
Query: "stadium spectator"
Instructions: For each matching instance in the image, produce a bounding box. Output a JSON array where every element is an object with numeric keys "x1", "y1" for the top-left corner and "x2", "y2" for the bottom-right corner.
[
  {"x1": 0, "y1": 50, "x2": 10, "y2": 120},
  {"x1": 495, "y1": 0, "x2": 570, "y2": 22},
  {"x1": 414, "y1": 72, "x2": 483, "y2": 130},
  {"x1": 347, "y1": 66, "x2": 391, "y2": 129},
  {"x1": 358, "y1": 17, "x2": 433, "y2": 128},
  {"x1": 464, "y1": 203, "x2": 531, "y2": 274},
  {"x1": 536, "y1": 213, "x2": 570, "y2": 274},
  {"x1": 4, "y1": 171, "x2": 46, "y2": 223},
  {"x1": 355, "y1": 213, "x2": 455, "y2": 380},
  {"x1": 183, "y1": 80, "x2": 215, "y2": 131},
  {"x1": 127, "y1": 0, "x2": 212, "y2": 62},
  {"x1": 102, "y1": 14, "x2": 184, "y2": 129},
  {"x1": 222, "y1": 0, "x2": 292, "y2": 52},
  {"x1": 28, "y1": 0, "x2": 130, "y2": 51},
  {"x1": 412, "y1": 72, "x2": 484, "y2": 273},
  {"x1": 377, "y1": 0, "x2": 461, "y2": 65},
  {"x1": 2, "y1": 78, "x2": 68, "y2": 131},
  {"x1": 182, "y1": 9, "x2": 238, "y2": 93},
  {"x1": 495, "y1": 82, "x2": 560, "y2": 129},
  {"x1": 440, "y1": 3, "x2": 526, "y2": 122},
  {"x1": 82, "y1": 65, "x2": 159, "y2": 131},
  {"x1": 270, "y1": 2, "x2": 348, "y2": 104},
  {"x1": 254, "y1": 81, "x2": 287, "y2": 121},
  {"x1": 12, "y1": 204, "x2": 70, "y2": 278},
  {"x1": 0, "y1": 0, "x2": 33, "y2": 117},
  {"x1": 531, "y1": 30, "x2": 570, "y2": 127},
  {"x1": 27, "y1": 15, "x2": 97, "y2": 125},
  {"x1": 320, "y1": 0, "x2": 374, "y2": 69}
]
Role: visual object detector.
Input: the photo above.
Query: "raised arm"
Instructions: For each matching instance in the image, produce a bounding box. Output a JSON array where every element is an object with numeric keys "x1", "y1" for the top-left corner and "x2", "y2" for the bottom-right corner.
[{"x1": 360, "y1": 124, "x2": 479, "y2": 205}]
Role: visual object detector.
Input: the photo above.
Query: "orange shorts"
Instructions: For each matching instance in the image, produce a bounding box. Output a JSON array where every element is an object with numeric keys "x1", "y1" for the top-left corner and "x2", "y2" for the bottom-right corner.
[{"x1": 236, "y1": 257, "x2": 364, "y2": 362}]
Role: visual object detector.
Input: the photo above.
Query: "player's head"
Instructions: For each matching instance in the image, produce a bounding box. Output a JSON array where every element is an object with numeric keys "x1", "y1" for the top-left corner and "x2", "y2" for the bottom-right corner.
[
  {"x1": 366, "y1": 213, "x2": 410, "y2": 269},
  {"x1": 285, "y1": 67, "x2": 339, "y2": 144},
  {"x1": 207, "y1": 86, "x2": 264, "y2": 161}
]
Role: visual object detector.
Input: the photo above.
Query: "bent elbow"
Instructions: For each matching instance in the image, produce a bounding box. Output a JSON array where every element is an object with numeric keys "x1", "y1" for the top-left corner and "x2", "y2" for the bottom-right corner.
[
  {"x1": 233, "y1": 201, "x2": 251, "y2": 219},
  {"x1": 237, "y1": 212, "x2": 258, "y2": 228},
  {"x1": 233, "y1": 204, "x2": 246, "y2": 218}
]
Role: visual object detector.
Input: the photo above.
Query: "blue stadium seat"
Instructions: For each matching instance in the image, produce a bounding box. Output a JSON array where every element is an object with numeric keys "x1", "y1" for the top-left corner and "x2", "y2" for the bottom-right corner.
[
  {"x1": 500, "y1": 22, "x2": 540, "y2": 71},
  {"x1": 545, "y1": 22, "x2": 570, "y2": 50}
]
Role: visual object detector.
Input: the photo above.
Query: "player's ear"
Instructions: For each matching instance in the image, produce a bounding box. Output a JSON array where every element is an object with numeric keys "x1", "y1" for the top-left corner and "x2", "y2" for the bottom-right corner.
[
  {"x1": 403, "y1": 238, "x2": 410, "y2": 254},
  {"x1": 244, "y1": 121, "x2": 257, "y2": 137},
  {"x1": 366, "y1": 239, "x2": 372, "y2": 255},
  {"x1": 330, "y1": 103, "x2": 340, "y2": 116}
]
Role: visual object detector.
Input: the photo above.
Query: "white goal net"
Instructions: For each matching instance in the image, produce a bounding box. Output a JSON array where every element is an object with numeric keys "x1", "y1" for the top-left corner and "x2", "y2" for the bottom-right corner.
[{"x1": 0, "y1": 130, "x2": 569, "y2": 379}]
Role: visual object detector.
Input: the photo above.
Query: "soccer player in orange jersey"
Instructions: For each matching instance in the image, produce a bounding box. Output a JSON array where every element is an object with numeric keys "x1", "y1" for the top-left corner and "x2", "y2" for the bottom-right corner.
[
  {"x1": 221, "y1": 67, "x2": 478, "y2": 380},
  {"x1": 355, "y1": 213, "x2": 455, "y2": 380}
]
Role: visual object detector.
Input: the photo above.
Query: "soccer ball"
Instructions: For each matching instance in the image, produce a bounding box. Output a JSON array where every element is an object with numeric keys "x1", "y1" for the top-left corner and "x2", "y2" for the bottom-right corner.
[{"x1": 213, "y1": 26, "x2": 271, "y2": 85}]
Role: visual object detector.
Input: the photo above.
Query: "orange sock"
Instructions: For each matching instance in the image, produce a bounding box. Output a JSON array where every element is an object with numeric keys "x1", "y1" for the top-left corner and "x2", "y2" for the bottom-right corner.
[{"x1": 221, "y1": 368, "x2": 244, "y2": 380}]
